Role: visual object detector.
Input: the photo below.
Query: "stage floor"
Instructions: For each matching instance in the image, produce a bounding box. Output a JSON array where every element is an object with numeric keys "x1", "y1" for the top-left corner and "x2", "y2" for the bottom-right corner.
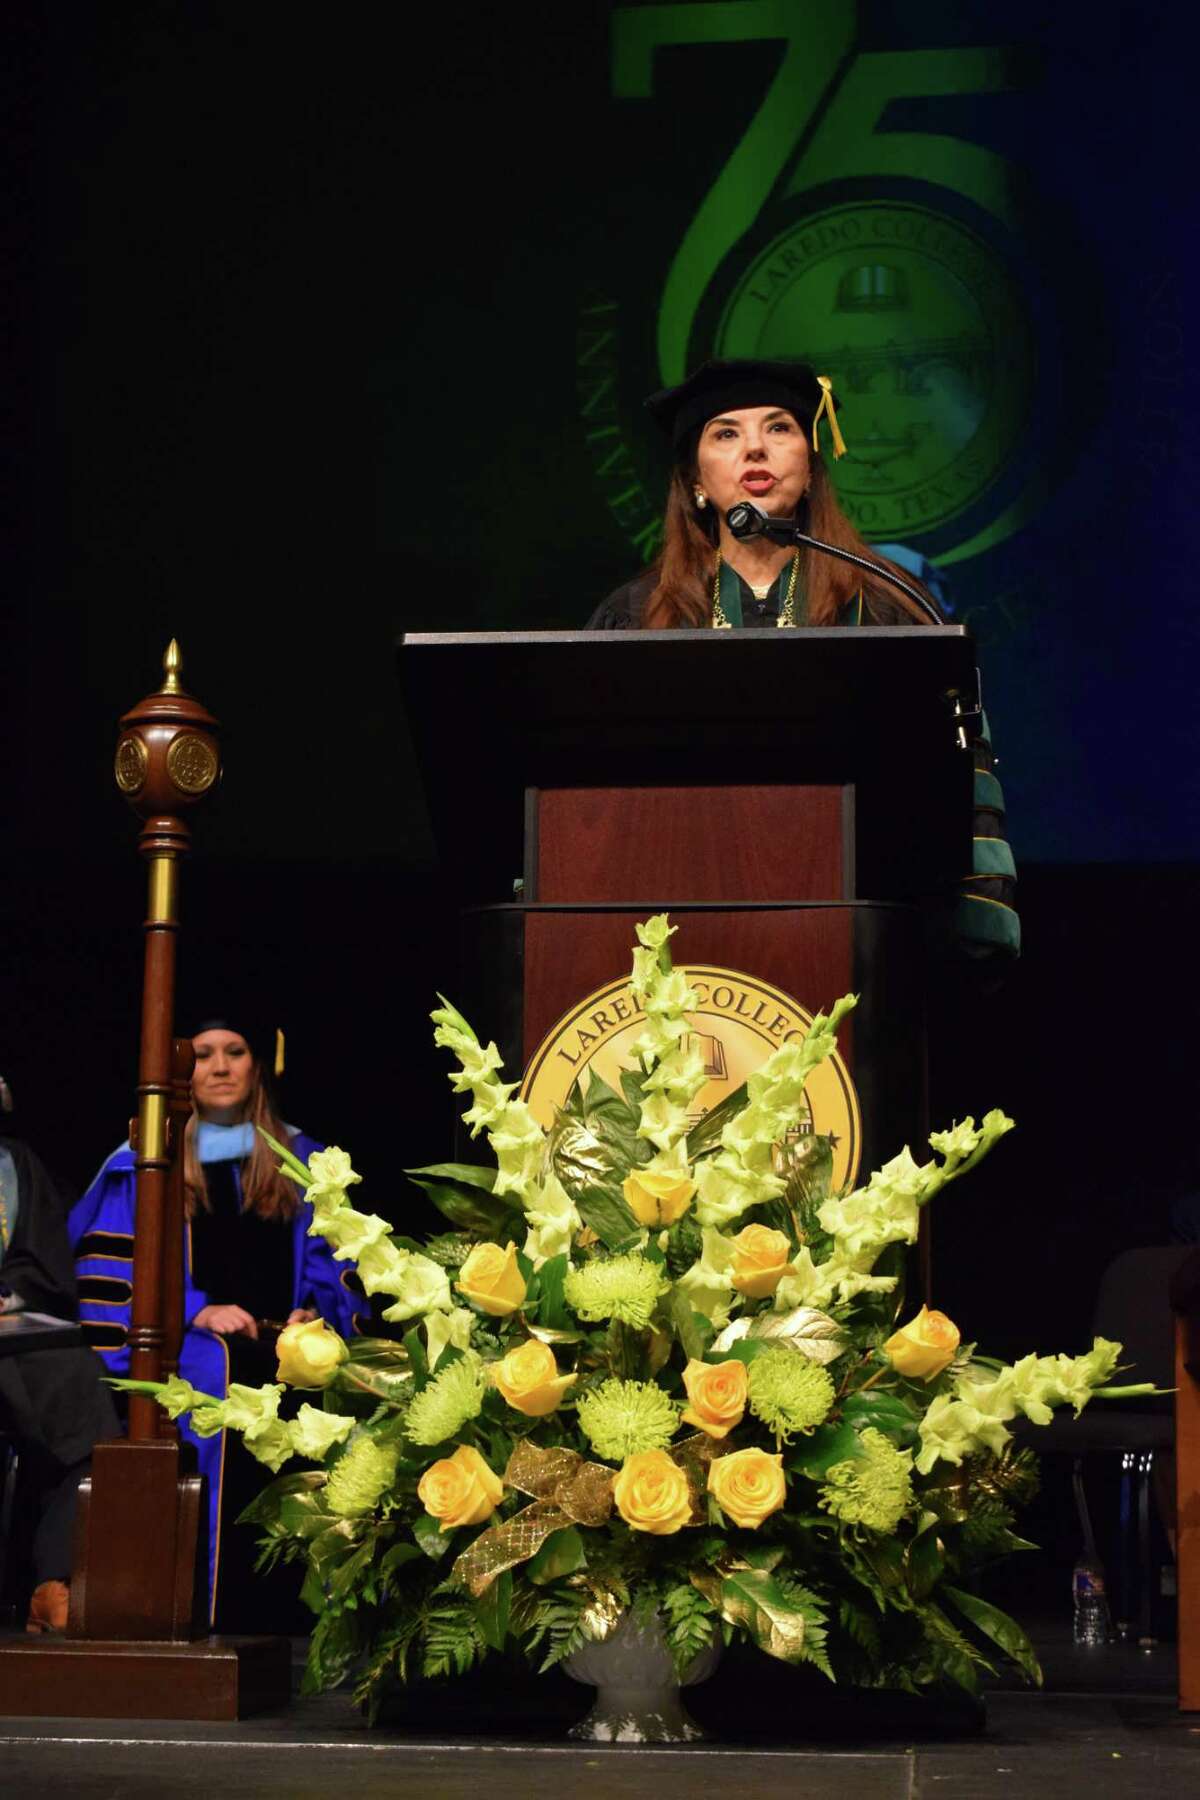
[{"x1": 2, "y1": 1624, "x2": 1196, "y2": 1799}]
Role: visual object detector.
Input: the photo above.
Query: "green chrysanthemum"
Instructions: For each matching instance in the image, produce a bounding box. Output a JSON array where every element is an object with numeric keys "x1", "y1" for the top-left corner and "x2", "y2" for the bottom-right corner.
[
  {"x1": 576, "y1": 1378, "x2": 681, "y2": 1462},
  {"x1": 323, "y1": 1435, "x2": 400, "y2": 1518},
  {"x1": 819, "y1": 1427, "x2": 914, "y2": 1533},
  {"x1": 564, "y1": 1253, "x2": 670, "y2": 1329},
  {"x1": 747, "y1": 1348, "x2": 835, "y2": 1440},
  {"x1": 405, "y1": 1352, "x2": 487, "y2": 1446}
]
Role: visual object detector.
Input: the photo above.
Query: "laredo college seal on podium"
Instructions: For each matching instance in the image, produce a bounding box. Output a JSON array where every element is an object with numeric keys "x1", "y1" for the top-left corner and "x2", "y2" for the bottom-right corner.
[{"x1": 521, "y1": 965, "x2": 860, "y2": 1192}]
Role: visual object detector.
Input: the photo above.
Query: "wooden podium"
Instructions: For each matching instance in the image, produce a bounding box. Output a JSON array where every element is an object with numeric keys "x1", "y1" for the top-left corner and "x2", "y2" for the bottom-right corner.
[{"x1": 399, "y1": 627, "x2": 977, "y2": 1183}]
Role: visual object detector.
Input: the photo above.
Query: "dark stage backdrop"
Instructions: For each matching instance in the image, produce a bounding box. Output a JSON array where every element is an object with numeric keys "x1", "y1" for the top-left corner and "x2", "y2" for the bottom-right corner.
[{"x1": 4, "y1": 3, "x2": 1198, "y2": 1396}]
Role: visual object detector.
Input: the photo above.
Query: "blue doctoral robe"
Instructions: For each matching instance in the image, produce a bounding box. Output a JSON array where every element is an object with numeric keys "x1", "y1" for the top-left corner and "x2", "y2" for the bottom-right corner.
[{"x1": 68, "y1": 1128, "x2": 365, "y2": 1620}]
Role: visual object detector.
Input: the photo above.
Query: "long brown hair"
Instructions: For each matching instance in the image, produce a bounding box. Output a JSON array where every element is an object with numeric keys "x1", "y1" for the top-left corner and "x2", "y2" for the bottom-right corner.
[
  {"x1": 183, "y1": 1063, "x2": 301, "y2": 1223},
  {"x1": 641, "y1": 449, "x2": 932, "y2": 629}
]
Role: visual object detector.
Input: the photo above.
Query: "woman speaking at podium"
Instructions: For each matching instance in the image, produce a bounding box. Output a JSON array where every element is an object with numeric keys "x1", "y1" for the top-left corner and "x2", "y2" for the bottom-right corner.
[
  {"x1": 587, "y1": 358, "x2": 1018, "y2": 956},
  {"x1": 589, "y1": 358, "x2": 934, "y2": 632}
]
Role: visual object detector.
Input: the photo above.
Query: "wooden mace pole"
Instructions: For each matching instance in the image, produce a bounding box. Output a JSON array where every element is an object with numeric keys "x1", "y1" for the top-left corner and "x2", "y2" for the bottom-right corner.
[{"x1": 116, "y1": 642, "x2": 220, "y2": 1440}]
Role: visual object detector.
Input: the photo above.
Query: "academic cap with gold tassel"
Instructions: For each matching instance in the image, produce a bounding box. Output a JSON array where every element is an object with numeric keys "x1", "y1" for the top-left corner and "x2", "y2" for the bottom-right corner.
[
  {"x1": 645, "y1": 357, "x2": 848, "y2": 459},
  {"x1": 189, "y1": 1010, "x2": 286, "y2": 1078}
]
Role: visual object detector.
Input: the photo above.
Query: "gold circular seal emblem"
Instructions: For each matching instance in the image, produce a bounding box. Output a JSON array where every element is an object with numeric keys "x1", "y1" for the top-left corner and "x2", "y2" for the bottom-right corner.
[
  {"x1": 165, "y1": 732, "x2": 218, "y2": 795},
  {"x1": 521, "y1": 965, "x2": 859, "y2": 1191},
  {"x1": 113, "y1": 733, "x2": 148, "y2": 795}
]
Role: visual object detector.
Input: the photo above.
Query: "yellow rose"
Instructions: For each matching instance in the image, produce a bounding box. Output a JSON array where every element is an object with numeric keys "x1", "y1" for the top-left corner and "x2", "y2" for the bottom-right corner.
[
  {"x1": 729, "y1": 1224, "x2": 792, "y2": 1299},
  {"x1": 613, "y1": 1449, "x2": 694, "y2": 1535},
  {"x1": 680, "y1": 1357, "x2": 748, "y2": 1439},
  {"x1": 493, "y1": 1339, "x2": 577, "y2": 1417},
  {"x1": 623, "y1": 1170, "x2": 696, "y2": 1228},
  {"x1": 883, "y1": 1305, "x2": 960, "y2": 1381},
  {"x1": 274, "y1": 1317, "x2": 348, "y2": 1389},
  {"x1": 417, "y1": 1443, "x2": 504, "y2": 1531},
  {"x1": 456, "y1": 1241, "x2": 527, "y2": 1316},
  {"x1": 707, "y1": 1446, "x2": 787, "y2": 1529}
]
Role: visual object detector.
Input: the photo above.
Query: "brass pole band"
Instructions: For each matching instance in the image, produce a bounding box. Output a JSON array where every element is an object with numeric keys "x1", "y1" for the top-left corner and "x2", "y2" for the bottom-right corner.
[
  {"x1": 146, "y1": 855, "x2": 179, "y2": 924},
  {"x1": 137, "y1": 1090, "x2": 169, "y2": 1164}
]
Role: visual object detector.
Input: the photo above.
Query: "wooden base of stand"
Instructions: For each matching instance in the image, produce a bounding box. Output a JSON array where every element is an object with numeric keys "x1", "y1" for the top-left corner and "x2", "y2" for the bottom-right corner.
[{"x1": 0, "y1": 1633, "x2": 291, "y2": 1719}]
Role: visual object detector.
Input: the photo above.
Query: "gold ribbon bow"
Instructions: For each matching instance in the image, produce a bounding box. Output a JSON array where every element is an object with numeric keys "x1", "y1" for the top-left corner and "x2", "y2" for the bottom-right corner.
[
  {"x1": 811, "y1": 375, "x2": 848, "y2": 460},
  {"x1": 452, "y1": 1440, "x2": 615, "y2": 1596}
]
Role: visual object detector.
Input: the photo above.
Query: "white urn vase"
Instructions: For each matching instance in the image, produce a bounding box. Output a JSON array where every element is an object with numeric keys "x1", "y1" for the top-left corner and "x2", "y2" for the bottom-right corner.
[{"x1": 563, "y1": 1610, "x2": 721, "y2": 1743}]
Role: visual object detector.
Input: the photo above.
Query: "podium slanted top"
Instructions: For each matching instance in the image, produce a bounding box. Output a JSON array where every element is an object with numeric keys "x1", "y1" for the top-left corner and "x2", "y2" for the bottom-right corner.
[{"x1": 397, "y1": 627, "x2": 977, "y2": 904}]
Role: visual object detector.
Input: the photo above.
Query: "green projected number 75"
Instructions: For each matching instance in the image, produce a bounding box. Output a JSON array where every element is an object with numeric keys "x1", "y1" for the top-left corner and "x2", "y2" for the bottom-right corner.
[{"x1": 612, "y1": 2, "x2": 1014, "y2": 387}]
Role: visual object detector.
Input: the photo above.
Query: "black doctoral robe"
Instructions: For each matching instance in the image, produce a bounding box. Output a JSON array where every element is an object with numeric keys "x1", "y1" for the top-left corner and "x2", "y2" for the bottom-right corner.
[{"x1": 0, "y1": 1136, "x2": 118, "y2": 1470}]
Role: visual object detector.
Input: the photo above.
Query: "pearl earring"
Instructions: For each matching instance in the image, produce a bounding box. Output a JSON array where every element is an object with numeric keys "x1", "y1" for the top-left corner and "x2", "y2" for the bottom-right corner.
[{"x1": 694, "y1": 489, "x2": 708, "y2": 509}]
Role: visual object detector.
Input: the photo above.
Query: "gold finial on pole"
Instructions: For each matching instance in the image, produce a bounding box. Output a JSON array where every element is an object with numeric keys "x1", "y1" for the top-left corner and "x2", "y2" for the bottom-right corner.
[{"x1": 160, "y1": 639, "x2": 184, "y2": 695}]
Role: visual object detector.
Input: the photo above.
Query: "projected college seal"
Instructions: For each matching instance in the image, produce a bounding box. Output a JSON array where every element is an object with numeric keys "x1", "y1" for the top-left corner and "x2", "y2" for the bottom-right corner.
[
  {"x1": 715, "y1": 201, "x2": 1033, "y2": 539},
  {"x1": 520, "y1": 965, "x2": 860, "y2": 1192}
]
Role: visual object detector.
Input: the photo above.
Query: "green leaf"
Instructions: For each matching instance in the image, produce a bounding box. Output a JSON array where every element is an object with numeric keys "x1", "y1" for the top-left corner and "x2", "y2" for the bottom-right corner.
[
  {"x1": 258, "y1": 1127, "x2": 314, "y2": 1186},
  {"x1": 413, "y1": 1513, "x2": 456, "y2": 1560},
  {"x1": 783, "y1": 1134, "x2": 834, "y2": 1215},
  {"x1": 551, "y1": 1114, "x2": 642, "y2": 1250},
  {"x1": 379, "y1": 1542, "x2": 422, "y2": 1581},
  {"x1": 277, "y1": 1492, "x2": 336, "y2": 1539},
  {"x1": 905, "y1": 1523, "x2": 945, "y2": 1600},
  {"x1": 619, "y1": 1068, "x2": 648, "y2": 1112},
  {"x1": 666, "y1": 1288, "x2": 713, "y2": 1363},
  {"x1": 580, "y1": 1064, "x2": 637, "y2": 1125},
  {"x1": 859, "y1": 1535, "x2": 908, "y2": 1597},
  {"x1": 685, "y1": 1082, "x2": 748, "y2": 1161},
  {"x1": 915, "y1": 1600, "x2": 991, "y2": 1694},
  {"x1": 473, "y1": 1568, "x2": 512, "y2": 1651},
  {"x1": 533, "y1": 1254, "x2": 571, "y2": 1331},
  {"x1": 338, "y1": 1337, "x2": 414, "y2": 1405},
  {"x1": 403, "y1": 1327, "x2": 430, "y2": 1390},
  {"x1": 715, "y1": 1339, "x2": 774, "y2": 1369},
  {"x1": 345, "y1": 1337, "x2": 411, "y2": 1370},
  {"x1": 717, "y1": 1568, "x2": 813, "y2": 1667},
  {"x1": 787, "y1": 1421, "x2": 863, "y2": 1477},
  {"x1": 741, "y1": 1544, "x2": 786, "y2": 1573},
  {"x1": 330, "y1": 1539, "x2": 377, "y2": 1602},
  {"x1": 237, "y1": 1469, "x2": 325, "y2": 1529},
  {"x1": 942, "y1": 1584, "x2": 1043, "y2": 1686},
  {"x1": 526, "y1": 1526, "x2": 587, "y2": 1586},
  {"x1": 842, "y1": 1391, "x2": 918, "y2": 1444},
  {"x1": 404, "y1": 1163, "x2": 522, "y2": 1237},
  {"x1": 302, "y1": 1604, "x2": 362, "y2": 1692}
]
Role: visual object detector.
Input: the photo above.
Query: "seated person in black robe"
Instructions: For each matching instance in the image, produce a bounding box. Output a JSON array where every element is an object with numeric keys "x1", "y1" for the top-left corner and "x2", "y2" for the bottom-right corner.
[{"x1": 0, "y1": 1133, "x2": 118, "y2": 1631}]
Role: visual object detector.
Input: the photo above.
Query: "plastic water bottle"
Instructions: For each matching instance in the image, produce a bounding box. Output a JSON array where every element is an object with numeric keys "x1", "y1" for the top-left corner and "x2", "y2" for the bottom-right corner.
[{"x1": 1072, "y1": 1555, "x2": 1111, "y2": 1646}]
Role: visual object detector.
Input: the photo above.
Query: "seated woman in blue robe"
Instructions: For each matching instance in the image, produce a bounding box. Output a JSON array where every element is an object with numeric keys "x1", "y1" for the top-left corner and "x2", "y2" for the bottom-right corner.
[{"x1": 69, "y1": 1009, "x2": 366, "y2": 1627}]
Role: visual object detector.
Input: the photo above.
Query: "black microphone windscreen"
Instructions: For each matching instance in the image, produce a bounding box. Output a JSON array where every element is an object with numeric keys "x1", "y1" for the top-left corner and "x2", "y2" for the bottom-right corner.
[{"x1": 725, "y1": 502, "x2": 766, "y2": 539}]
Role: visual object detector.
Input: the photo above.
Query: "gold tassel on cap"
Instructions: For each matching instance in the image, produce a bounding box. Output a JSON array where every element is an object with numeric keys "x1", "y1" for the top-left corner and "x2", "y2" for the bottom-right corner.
[
  {"x1": 274, "y1": 1029, "x2": 286, "y2": 1078},
  {"x1": 812, "y1": 375, "x2": 847, "y2": 460}
]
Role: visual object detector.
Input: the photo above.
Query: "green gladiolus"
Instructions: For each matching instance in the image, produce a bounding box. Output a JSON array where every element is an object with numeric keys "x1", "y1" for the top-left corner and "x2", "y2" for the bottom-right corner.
[{"x1": 289, "y1": 1404, "x2": 356, "y2": 1463}]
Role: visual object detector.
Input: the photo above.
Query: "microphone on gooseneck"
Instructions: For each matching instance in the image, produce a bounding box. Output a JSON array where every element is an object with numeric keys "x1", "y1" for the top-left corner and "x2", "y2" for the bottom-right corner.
[{"x1": 725, "y1": 501, "x2": 945, "y2": 626}]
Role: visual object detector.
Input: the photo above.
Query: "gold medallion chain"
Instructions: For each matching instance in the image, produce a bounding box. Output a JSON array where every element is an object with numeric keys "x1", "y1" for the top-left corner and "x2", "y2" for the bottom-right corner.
[{"x1": 711, "y1": 551, "x2": 800, "y2": 630}]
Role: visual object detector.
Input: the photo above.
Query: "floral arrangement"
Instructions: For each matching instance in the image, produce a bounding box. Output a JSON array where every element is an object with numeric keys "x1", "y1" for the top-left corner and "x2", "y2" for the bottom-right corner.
[{"x1": 121, "y1": 917, "x2": 1150, "y2": 1716}]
